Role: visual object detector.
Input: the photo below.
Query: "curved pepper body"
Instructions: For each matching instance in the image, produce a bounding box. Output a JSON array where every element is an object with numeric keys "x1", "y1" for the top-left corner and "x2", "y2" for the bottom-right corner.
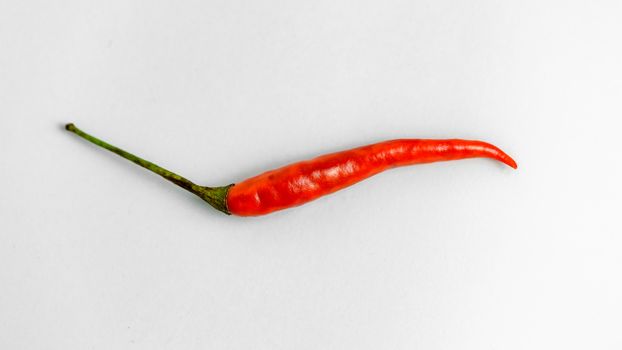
[{"x1": 226, "y1": 139, "x2": 516, "y2": 216}]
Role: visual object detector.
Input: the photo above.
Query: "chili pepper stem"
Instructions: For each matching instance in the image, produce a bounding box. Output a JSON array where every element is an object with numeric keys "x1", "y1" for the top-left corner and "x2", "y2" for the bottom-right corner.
[{"x1": 65, "y1": 123, "x2": 231, "y2": 214}]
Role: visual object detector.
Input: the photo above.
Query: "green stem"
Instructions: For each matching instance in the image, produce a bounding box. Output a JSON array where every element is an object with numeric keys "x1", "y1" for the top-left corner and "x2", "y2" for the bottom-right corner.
[{"x1": 65, "y1": 123, "x2": 232, "y2": 215}]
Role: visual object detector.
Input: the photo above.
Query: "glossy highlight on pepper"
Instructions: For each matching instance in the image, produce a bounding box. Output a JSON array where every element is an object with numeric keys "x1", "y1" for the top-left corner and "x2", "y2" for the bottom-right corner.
[{"x1": 65, "y1": 123, "x2": 516, "y2": 216}]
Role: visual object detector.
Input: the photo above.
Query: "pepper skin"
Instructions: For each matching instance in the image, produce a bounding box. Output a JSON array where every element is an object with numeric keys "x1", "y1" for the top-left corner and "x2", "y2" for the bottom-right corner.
[
  {"x1": 65, "y1": 124, "x2": 516, "y2": 217},
  {"x1": 227, "y1": 139, "x2": 516, "y2": 216}
]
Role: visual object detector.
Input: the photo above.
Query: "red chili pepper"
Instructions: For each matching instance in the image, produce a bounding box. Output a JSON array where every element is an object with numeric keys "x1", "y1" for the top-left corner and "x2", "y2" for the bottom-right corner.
[{"x1": 66, "y1": 124, "x2": 516, "y2": 216}]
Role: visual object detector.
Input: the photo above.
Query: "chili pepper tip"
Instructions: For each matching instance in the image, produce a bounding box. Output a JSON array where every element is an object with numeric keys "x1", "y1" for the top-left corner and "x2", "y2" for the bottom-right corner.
[
  {"x1": 507, "y1": 156, "x2": 518, "y2": 169},
  {"x1": 506, "y1": 157, "x2": 518, "y2": 169}
]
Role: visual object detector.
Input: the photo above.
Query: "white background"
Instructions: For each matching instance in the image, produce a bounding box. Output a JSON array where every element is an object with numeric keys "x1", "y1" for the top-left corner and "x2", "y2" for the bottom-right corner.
[{"x1": 1, "y1": 1, "x2": 621, "y2": 349}]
